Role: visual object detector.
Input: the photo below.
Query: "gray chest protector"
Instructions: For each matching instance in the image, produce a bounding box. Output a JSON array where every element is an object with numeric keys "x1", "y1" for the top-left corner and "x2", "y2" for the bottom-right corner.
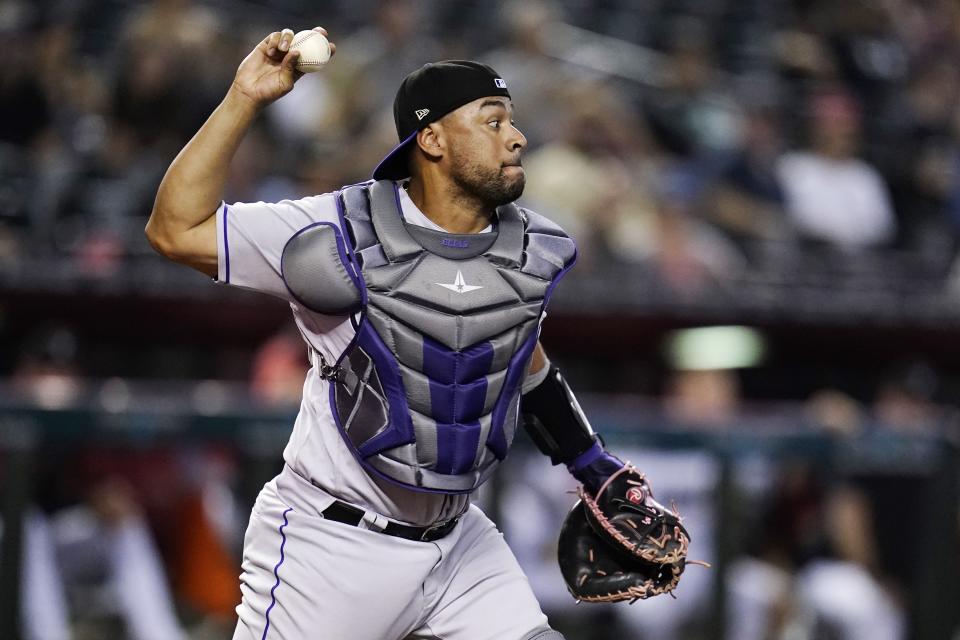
[{"x1": 282, "y1": 180, "x2": 576, "y2": 494}]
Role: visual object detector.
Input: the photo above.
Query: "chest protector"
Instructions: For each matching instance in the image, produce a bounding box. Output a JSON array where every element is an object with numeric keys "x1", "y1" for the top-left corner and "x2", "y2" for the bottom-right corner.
[{"x1": 281, "y1": 180, "x2": 576, "y2": 494}]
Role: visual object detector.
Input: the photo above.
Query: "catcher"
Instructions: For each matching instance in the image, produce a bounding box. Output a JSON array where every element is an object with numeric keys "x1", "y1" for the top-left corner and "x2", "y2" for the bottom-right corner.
[
  {"x1": 521, "y1": 366, "x2": 695, "y2": 603},
  {"x1": 147, "y1": 24, "x2": 692, "y2": 637}
]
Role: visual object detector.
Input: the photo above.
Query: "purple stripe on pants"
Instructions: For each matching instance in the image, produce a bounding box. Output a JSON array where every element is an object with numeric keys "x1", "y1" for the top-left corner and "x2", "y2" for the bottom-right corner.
[{"x1": 262, "y1": 507, "x2": 293, "y2": 640}]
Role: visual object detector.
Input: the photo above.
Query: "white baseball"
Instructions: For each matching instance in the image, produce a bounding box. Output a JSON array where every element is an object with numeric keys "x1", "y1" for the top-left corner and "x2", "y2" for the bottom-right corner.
[{"x1": 291, "y1": 30, "x2": 331, "y2": 73}]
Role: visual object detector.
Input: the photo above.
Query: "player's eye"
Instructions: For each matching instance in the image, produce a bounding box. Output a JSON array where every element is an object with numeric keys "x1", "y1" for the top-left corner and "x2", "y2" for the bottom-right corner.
[{"x1": 488, "y1": 119, "x2": 501, "y2": 129}]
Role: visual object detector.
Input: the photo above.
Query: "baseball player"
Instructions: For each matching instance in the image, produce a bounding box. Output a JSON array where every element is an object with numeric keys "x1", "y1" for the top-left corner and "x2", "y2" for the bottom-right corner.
[{"x1": 146, "y1": 27, "x2": 685, "y2": 640}]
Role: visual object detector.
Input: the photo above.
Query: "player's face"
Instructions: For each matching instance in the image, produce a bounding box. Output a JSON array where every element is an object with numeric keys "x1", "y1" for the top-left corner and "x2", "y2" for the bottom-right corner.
[{"x1": 443, "y1": 97, "x2": 527, "y2": 207}]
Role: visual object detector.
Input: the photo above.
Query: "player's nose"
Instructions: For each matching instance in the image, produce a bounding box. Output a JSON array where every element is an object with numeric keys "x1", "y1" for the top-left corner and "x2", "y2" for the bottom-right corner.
[{"x1": 507, "y1": 125, "x2": 527, "y2": 151}]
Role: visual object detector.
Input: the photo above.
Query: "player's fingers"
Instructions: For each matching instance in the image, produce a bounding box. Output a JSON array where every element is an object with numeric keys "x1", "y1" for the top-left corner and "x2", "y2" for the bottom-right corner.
[
  {"x1": 278, "y1": 28, "x2": 295, "y2": 52},
  {"x1": 262, "y1": 31, "x2": 282, "y2": 58},
  {"x1": 307, "y1": 27, "x2": 335, "y2": 57},
  {"x1": 280, "y1": 49, "x2": 301, "y2": 74}
]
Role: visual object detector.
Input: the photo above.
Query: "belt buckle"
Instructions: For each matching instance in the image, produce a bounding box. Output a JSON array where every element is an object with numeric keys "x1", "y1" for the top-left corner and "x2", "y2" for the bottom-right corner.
[{"x1": 420, "y1": 517, "x2": 456, "y2": 541}]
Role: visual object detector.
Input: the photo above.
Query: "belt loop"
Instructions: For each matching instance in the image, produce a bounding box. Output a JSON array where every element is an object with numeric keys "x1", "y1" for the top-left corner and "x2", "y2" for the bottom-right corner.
[{"x1": 360, "y1": 511, "x2": 388, "y2": 532}]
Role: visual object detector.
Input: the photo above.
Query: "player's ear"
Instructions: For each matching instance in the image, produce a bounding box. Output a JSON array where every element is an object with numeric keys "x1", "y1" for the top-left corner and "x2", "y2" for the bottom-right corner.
[{"x1": 416, "y1": 125, "x2": 444, "y2": 160}]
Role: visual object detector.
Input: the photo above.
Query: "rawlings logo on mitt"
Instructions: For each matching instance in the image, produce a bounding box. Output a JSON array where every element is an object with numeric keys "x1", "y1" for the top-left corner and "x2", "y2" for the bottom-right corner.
[{"x1": 557, "y1": 464, "x2": 699, "y2": 603}]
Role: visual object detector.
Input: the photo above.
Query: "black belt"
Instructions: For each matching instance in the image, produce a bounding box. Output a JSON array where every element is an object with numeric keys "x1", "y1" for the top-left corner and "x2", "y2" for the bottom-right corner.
[{"x1": 321, "y1": 500, "x2": 460, "y2": 542}]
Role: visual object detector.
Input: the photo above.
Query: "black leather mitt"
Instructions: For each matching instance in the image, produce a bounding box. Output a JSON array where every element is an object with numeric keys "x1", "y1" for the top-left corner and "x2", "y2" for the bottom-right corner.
[
  {"x1": 557, "y1": 499, "x2": 683, "y2": 602},
  {"x1": 557, "y1": 464, "x2": 693, "y2": 602}
]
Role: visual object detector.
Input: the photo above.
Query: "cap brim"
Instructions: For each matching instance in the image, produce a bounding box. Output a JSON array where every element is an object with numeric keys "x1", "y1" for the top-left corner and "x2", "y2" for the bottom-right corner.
[{"x1": 372, "y1": 130, "x2": 419, "y2": 181}]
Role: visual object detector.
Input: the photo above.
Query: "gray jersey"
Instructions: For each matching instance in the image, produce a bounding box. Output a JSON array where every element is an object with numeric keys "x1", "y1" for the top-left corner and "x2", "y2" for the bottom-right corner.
[{"x1": 216, "y1": 186, "x2": 491, "y2": 525}]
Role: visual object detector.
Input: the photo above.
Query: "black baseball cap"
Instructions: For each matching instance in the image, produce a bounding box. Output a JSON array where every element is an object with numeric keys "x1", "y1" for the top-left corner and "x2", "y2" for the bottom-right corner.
[{"x1": 372, "y1": 60, "x2": 511, "y2": 181}]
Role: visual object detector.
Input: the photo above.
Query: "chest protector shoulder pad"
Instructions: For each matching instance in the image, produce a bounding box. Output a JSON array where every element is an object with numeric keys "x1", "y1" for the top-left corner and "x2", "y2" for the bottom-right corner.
[{"x1": 284, "y1": 180, "x2": 576, "y2": 494}]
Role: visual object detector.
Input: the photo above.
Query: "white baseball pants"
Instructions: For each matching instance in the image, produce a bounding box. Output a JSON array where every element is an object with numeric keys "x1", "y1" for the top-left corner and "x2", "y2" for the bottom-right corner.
[{"x1": 232, "y1": 466, "x2": 557, "y2": 640}]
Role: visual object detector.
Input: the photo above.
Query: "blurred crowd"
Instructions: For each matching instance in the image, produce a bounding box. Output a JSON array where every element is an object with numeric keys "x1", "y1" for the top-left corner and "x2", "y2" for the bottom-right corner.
[
  {"x1": 4, "y1": 0, "x2": 960, "y2": 638},
  {"x1": 4, "y1": 0, "x2": 960, "y2": 292}
]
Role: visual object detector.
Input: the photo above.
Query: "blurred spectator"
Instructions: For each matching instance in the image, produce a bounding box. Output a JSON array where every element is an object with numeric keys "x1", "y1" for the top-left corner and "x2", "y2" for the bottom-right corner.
[
  {"x1": 171, "y1": 446, "x2": 243, "y2": 631},
  {"x1": 250, "y1": 324, "x2": 309, "y2": 408},
  {"x1": 663, "y1": 367, "x2": 740, "y2": 428},
  {"x1": 799, "y1": 485, "x2": 906, "y2": 640},
  {"x1": 872, "y1": 360, "x2": 944, "y2": 434},
  {"x1": 522, "y1": 80, "x2": 661, "y2": 265},
  {"x1": 777, "y1": 89, "x2": 897, "y2": 249},
  {"x1": 11, "y1": 326, "x2": 82, "y2": 410},
  {"x1": 647, "y1": 168, "x2": 746, "y2": 295},
  {"x1": 728, "y1": 466, "x2": 906, "y2": 640},
  {"x1": 706, "y1": 104, "x2": 795, "y2": 253},
  {"x1": 875, "y1": 58, "x2": 958, "y2": 249},
  {"x1": 727, "y1": 465, "x2": 823, "y2": 640},
  {"x1": 806, "y1": 388, "x2": 866, "y2": 436}
]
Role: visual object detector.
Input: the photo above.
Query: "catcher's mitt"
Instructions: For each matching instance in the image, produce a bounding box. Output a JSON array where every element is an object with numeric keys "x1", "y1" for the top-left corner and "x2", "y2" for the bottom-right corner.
[
  {"x1": 579, "y1": 464, "x2": 690, "y2": 566},
  {"x1": 558, "y1": 499, "x2": 683, "y2": 602},
  {"x1": 557, "y1": 464, "x2": 697, "y2": 603}
]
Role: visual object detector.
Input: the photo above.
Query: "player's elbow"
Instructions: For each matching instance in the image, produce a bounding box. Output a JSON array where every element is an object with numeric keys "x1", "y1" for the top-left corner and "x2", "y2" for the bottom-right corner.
[
  {"x1": 145, "y1": 215, "x2": 177, "y2": 259},
  {"x1": 145, "y1": 212, "x2": 195, "y2": 265},
  {"x1": 145, "y1": 207, "x2": 219, "y2": 278}
]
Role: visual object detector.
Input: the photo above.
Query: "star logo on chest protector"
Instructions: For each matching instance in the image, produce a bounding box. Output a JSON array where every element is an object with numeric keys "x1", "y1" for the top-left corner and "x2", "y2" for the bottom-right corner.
[{"x1": 435, "y1": 270, "x2": 483, "y2": 294}]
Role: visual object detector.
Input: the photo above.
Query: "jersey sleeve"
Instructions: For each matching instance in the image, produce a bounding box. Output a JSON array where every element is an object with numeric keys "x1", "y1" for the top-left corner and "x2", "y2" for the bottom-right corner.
[{"x1": 216, "y1": 193, "x2": 341, "y2": 300}]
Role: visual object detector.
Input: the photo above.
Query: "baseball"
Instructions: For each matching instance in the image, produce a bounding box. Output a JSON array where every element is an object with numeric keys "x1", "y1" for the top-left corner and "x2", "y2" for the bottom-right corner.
[{"x1": 292, "y1": 30, "x2": 331, "y2": 73}]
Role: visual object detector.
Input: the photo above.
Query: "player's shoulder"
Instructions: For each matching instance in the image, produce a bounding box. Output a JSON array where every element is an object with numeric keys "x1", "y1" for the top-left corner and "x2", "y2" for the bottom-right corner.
[
  {"x1": 228, "y1": 191, "x2": 340, "y2": 221},
  {"x1": 281, "y1": 191, "x2": 340, "y2": 215}
]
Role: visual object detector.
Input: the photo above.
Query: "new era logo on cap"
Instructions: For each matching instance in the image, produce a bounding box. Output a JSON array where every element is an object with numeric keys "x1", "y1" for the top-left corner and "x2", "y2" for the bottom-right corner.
[
  {"x1": 415, "y1": 108, "x2": 430, "y2": 120},
  {"x1": 494, "y1": 78, "x2": 507, "y2": 88}
]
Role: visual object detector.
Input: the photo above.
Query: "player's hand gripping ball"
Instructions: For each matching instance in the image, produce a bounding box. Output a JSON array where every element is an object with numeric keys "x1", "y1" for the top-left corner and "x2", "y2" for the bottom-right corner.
[
  {"x1": 558, "y1": 465, "x2": 693, "y2": 602},
  {"x1": 291, "y1": 30, "x2": 331, "y2": 73}
]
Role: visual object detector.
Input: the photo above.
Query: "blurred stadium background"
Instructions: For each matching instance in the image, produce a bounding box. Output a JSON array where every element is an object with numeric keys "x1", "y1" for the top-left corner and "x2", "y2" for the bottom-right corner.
[{"x1": 2, "y1": 0, "x2": 960, "y2": 638}]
